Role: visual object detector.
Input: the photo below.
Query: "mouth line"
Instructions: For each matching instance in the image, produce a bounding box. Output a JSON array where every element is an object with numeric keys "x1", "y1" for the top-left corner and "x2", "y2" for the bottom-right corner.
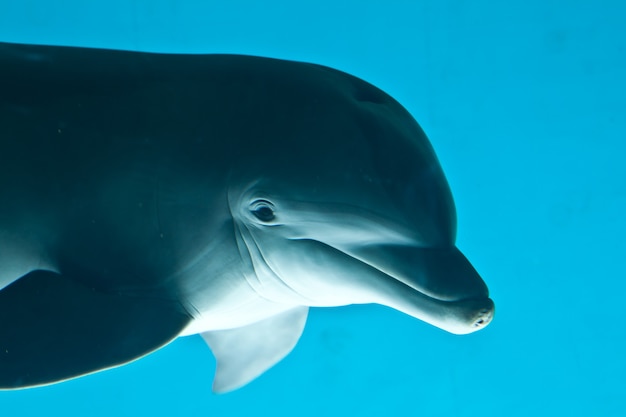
[
  {"x1": 358, "y1": 259, "x2": 495, "y2": 334},
  {"x1": 372, "y1": 269, "x2": 495, "y2": 334},
  {"x1": 362, "y1": 258, "x2": 489, "y2": 305},
  {"x1": 391, "y1": 270, "x2": 492, "y2": 306}
]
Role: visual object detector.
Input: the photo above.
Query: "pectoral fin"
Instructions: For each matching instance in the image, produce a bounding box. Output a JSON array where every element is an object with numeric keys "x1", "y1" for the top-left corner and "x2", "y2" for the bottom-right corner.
[
  {"x1": 0, "y1": 270, "x2": 191, "y2": 389},
  {"x1": 201, "y1": 306, "x2": 308, "y2": 393}
]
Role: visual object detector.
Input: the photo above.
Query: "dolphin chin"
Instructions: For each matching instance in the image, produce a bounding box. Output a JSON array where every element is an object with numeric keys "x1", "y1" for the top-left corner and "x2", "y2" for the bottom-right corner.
[{"x1": 0, "y1": 41, "x2": 495, "y2": 393}]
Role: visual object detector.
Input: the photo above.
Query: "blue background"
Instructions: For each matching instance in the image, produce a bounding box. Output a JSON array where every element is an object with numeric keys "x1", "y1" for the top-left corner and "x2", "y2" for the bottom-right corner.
[{"x1": 1, "y1": 1, "x2": 625, "y2": 416}]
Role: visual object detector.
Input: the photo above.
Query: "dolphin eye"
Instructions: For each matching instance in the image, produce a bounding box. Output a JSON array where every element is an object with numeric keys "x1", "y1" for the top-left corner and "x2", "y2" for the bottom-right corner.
[{"x1": 250, "y1": 199, "x2": 275, "y2": 222}]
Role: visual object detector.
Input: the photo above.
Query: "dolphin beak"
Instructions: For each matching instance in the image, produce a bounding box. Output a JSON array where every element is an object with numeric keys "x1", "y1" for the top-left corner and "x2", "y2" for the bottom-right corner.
[{"x1": 343, "y1": 245, "x2": 495, "y2": 334}]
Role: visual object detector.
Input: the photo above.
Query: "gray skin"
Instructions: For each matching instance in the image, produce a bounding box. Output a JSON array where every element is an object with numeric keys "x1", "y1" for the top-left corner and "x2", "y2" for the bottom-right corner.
[{"x1": 0, "y1": 42, "x2": 494, "y2": 392}]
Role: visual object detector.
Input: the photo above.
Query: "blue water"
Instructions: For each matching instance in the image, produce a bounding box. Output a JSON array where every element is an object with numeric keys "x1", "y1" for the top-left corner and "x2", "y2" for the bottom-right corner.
[{"x1": 1, "y1": 1, "x2": 625, "y2": 416}]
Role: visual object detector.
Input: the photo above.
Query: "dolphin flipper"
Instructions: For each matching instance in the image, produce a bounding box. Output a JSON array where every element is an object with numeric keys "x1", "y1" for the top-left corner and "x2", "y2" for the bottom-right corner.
[
  {"x1": 0, "y1": 270, "x2": 191, "y2": 389},
  {"x1": 201, "y1": 306, "x2": 308, "y2": 393}
]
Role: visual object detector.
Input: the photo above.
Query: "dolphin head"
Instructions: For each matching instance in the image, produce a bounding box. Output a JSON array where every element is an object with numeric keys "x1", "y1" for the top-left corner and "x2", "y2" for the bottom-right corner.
[{"x1": 225, "y1": 64, "x2": 494, "y2": 335}]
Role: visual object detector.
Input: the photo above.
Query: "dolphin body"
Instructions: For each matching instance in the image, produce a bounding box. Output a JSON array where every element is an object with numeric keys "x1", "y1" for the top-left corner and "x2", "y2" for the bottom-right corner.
[{"x1": 0, "y1": 42, "x2": 494, "y2": 393}]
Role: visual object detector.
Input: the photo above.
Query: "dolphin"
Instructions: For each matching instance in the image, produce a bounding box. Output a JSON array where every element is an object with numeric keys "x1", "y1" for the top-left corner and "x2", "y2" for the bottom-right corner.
[{"x1": 0, "y1": 42, "x2": 494, "y2": 393}]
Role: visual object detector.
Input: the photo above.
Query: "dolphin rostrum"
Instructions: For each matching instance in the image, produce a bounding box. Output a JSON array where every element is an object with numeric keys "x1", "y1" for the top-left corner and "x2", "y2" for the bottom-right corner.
[{"x1": 0, "y1": 42, "x2": 494, "y2": 393}]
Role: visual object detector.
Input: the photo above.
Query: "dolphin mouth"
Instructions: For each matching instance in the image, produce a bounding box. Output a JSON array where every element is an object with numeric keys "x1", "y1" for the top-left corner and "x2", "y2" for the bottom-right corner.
[
  {"x1": 343, "y1": 244, "x2": 495, "y2": 334},
  {"x1": 379, "y1": 274, "x2": 495, "y2": 335}
]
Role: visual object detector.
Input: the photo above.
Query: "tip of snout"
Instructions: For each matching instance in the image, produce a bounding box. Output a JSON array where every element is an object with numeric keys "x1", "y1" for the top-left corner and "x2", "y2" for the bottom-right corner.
[
  {"x1": 470, "y1": 298, "x2": 494, "y2": 330},
  {"x1": 448, "y1": 297, "x2": 495, "y2": 335}
]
